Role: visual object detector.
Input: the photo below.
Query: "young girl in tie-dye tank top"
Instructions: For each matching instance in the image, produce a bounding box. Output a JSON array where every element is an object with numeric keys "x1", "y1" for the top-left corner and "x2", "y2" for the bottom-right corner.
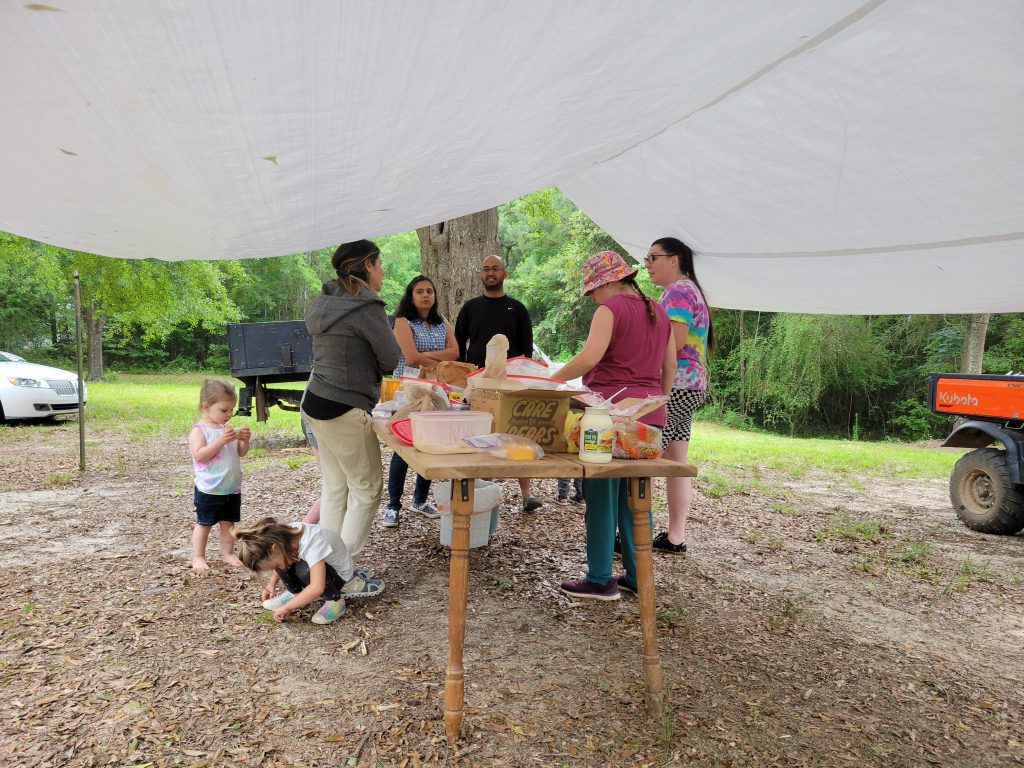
[{"x1": 188, "y1": 378, "x2": 251, "y2": 571}]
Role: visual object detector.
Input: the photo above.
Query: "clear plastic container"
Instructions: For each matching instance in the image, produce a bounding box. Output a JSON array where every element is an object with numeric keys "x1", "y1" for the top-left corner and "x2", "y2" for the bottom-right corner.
[{"x1": 409, "y1": 410, "x2": 493, "y2": 454}]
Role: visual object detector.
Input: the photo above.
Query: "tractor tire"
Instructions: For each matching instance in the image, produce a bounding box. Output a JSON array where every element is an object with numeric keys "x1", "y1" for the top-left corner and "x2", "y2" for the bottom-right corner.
[{"x1": 949, "y1": 447, "x2": 1024, "y2": 534}]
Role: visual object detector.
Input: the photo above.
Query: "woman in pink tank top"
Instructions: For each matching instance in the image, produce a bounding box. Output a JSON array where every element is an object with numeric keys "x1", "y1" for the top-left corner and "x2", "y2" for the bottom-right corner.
[{"x1": 551, "y1": 251, "x2": 675, "y2": 601}]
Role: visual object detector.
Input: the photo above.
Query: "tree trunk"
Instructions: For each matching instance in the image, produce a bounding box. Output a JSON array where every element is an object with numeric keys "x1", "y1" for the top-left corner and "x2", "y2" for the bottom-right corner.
[
  {"x1": 417, "y1": 208, "x2": 500, "y2": 322},
  {"x1": 961, "y1": 313, "x2": 991, "y2": 374},
  {"x1": 738, "y1": 310, "x2": 746, "y2": 417},
  {"x1": 83, "y1": 302, "x2": 106, "y2": 380}
]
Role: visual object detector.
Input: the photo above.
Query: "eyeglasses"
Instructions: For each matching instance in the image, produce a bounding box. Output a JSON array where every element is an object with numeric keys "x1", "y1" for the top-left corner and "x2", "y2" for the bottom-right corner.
[
  {"x1": 480, "y1": 266, "x2": 504, "y2": 274},
  {"x1": 644, "y1": 252, "x2": 671, "y2": 265}
]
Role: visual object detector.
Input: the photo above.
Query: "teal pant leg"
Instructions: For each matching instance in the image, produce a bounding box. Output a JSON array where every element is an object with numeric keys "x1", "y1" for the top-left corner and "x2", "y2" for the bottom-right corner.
[
  {"x1": 583, "y1": 478, "x2": 617, "y2": 584},
  {"x1": 616, "y1": 478, "x2": 652, "y2": 588}
]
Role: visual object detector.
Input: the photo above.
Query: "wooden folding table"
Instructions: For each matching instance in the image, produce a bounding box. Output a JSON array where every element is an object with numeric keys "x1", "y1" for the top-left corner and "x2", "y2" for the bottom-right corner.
[{"x1": 372, "y1": 421, "x2": 696, "y2": 740}]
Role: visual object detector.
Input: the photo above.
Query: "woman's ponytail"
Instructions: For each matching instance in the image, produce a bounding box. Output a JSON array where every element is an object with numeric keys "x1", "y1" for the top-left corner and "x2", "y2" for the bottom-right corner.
[{"x1": 331, "y1": 240, "x2": 380, "y2": 296}]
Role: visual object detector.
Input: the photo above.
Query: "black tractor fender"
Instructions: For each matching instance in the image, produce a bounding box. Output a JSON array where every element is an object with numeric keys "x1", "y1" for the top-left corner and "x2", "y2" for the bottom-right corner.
[{"x1": 942, "y1": 420, "x2": 1024, "y2": 485}]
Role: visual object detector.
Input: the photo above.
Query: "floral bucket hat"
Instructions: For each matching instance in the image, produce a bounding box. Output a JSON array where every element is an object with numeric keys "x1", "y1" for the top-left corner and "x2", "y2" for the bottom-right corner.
[{"x1": 580, "y1": 250, "x2": 638, "y2": 296}]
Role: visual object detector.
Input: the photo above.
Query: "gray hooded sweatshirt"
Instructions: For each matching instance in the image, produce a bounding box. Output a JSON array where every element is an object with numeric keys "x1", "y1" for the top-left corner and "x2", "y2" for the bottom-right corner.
[{"x1": 304, "y1": 281, "x2": 400, "y2": 413}]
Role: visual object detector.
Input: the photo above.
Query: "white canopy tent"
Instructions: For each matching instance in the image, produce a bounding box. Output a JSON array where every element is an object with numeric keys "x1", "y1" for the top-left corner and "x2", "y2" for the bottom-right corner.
[{"x1": 1, "y1": 0, "x2": 1022, "y2": 313}]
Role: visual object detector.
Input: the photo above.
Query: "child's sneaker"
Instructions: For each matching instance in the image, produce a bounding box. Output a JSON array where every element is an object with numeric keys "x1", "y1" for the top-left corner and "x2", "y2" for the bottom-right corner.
[
  {"x1": 410, "y1": 500, "x2": 440, "y2": 519},
  {"x1": 261, "y1": 591, "x2": 295, "y2": 611},
  {"x1": 311, "y1": 599, "x2": 346, "y2": 624},
  {"x1": 342, "y1": 574, "x2": 386, "y2": 598},
  {"x1": 382, "y1": 508, "x2": 400, "y2": 528}
]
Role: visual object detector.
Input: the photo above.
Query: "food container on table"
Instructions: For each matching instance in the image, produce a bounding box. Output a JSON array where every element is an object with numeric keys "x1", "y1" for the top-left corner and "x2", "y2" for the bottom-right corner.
[
  {"x1": 379, "y1": 376, "x2": 402, "y2": 402},
  {"x1": 409, "y1": 411, "x2": 493, "y2": 454}
]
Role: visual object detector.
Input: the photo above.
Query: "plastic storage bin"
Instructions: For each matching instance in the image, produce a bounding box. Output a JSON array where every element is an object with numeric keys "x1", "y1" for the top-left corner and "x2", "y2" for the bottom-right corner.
[
  {"x1": 409, "y1": 410, "x2": 493, "y2": 454},
  {"x1": 435, "y1": 480, "x2": 503, "y2": 548}
]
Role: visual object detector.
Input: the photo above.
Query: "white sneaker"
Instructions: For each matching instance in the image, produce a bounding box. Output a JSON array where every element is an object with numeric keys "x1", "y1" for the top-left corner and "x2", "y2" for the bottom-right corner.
[{"x1": 261, "y1": 591, "x2": 294, "y2": 610}]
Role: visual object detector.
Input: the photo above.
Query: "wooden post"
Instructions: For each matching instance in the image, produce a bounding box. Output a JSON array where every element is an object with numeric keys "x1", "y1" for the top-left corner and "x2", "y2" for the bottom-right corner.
[
  {"x1": 444, "y1": 478, "x2": 474, "y2": 739},
  {"x1": 628, "y1": 476, "x2": 664, "y2": 713},
  {"x1": 73, "y1": 271, "x2": 86, "y2": 472}
]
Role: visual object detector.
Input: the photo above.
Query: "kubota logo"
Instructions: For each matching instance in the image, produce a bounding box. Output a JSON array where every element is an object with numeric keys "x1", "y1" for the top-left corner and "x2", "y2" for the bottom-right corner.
[{"x1": 939, "y1": 391, "x2": 979, "y2": 407}]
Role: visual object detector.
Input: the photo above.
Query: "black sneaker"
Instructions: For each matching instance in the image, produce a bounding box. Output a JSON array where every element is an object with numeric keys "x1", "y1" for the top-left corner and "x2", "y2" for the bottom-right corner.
[
  {"x1": 652, "y1": 531, "x2": 687, "y2": 554},
  {"x1": 522, "y1": 496, "x2": 543, "y2": 512},
  {"x1": 616, "y1": 574, "x2": 637, "y2": 595}
]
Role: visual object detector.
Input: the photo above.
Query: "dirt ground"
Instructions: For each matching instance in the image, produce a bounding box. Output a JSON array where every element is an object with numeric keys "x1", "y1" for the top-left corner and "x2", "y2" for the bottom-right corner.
[{"x1": 1, "y1": 421, "x2": 1022, "y2": 768}]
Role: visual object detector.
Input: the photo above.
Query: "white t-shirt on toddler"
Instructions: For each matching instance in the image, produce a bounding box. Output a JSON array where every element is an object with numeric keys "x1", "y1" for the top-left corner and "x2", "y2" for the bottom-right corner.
[{"x1": 288, "y1": 522, "x2": 354, "y2": 581}]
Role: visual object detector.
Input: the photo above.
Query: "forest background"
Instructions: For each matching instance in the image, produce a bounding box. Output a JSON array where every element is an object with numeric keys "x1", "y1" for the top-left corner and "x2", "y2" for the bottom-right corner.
[{"x1": 2, "y1": 187, "x2": 1021, "y2": 442}]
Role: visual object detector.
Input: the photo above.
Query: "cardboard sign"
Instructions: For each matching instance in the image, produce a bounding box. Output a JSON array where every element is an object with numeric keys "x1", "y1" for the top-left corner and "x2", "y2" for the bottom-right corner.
[{"x1": 469, "y1": 386, "x2": 583, "y2": 452}]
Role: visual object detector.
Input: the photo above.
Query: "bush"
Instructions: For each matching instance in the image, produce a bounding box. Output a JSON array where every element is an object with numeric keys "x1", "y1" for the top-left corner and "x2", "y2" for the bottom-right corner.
[{"x1": 890, "y1": 398, "x2": 944, "y2": 441}]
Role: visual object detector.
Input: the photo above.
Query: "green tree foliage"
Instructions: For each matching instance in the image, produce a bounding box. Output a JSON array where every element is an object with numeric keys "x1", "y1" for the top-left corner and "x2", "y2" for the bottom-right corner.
[
  {"x1": 376, "y1": 231, "x2": 423, "y2": 311},
  {"x1": 3, "y1": 194, "x2": 1022, "y2": 439},
  {"x1": 501, "y1": 188, "x2": 646, "y2": 357},
  {"x1": 739, "y1": 315, "x2": 894, "y2": 435},
  {"x1": 0, "y1": 234, "x2": 67, "y2": 349}
]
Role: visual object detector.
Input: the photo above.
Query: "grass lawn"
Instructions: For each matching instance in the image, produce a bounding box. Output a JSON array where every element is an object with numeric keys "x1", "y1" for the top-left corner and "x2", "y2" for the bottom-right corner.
[
  {"x1": 691, "y1": 420, "x2": 962, "y2": 480},
  {"x1": 81, "y1": 373, "x2": 306, "y2": 444},
  {"x1": 62, "y1": 374, "x2": 962, "y2": 480}
]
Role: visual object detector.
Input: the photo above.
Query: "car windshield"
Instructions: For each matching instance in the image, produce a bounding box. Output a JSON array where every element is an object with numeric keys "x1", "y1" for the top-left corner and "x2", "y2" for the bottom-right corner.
[{"x1": 0, "y1": 351, "x2": 26, "y2": 362}]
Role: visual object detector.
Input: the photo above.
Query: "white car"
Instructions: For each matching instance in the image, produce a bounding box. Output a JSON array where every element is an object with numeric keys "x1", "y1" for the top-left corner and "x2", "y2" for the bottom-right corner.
[{"x1": 0, "y1": 351, "x2": 87, "y2": 421}]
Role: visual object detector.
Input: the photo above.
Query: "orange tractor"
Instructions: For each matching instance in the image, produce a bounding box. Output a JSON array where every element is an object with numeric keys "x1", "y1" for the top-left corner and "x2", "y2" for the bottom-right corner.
[{"x1": 930, "y1": 373, "x2": 1024, "y2": 534}]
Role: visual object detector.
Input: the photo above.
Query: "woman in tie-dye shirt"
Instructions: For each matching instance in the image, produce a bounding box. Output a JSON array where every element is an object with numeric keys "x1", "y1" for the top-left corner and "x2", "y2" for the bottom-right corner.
[{"x1": 644, "y1": 237, "x2": 712, "y2": 555}]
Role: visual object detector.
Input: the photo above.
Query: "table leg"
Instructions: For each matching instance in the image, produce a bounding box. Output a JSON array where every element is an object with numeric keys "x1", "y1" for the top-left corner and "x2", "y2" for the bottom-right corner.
[
  {"x1": 445, "y1": 478, "x2": 474, "y2": 740},
  {"x1": 628, "y1": 476, "x2": 664, "y2": 714}
]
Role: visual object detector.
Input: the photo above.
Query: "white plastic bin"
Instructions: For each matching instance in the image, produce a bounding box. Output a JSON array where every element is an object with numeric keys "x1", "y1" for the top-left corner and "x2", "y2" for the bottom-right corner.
[{"x1": 434, "y1": 480, "x2": 503, "y2": 548}]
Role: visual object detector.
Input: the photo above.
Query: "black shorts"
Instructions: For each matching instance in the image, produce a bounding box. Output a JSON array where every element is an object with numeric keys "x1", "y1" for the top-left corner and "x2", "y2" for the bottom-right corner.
[
  {"x1": 663, "y1": 388, "x2": 707, "y2": 445},
  {"x1": 194, "y1": 487, "x2": 242, "y2": 526}
]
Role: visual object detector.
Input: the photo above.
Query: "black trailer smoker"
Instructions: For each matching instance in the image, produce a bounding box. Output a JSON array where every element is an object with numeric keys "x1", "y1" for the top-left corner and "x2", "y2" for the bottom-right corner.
[{"x1": 227, "y1": 321, "x2": 314, "y2": 421}]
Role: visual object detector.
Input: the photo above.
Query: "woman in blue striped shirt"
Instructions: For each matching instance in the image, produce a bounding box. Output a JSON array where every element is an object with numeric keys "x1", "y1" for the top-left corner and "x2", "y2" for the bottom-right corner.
[{"x1": 384, "y1": 275, "x2": 460, "y2": 527}]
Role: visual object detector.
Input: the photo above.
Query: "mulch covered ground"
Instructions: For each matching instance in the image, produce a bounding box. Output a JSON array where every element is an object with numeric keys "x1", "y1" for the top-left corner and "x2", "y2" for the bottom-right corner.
[{"x1": 1, "y1": 422, "x2": 1022, "y2": 767}]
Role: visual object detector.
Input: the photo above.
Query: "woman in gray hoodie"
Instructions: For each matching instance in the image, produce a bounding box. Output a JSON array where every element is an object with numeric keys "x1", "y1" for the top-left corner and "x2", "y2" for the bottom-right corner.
[{"x1": 302, "y1": 240, "x2": 400, "y2": 557}]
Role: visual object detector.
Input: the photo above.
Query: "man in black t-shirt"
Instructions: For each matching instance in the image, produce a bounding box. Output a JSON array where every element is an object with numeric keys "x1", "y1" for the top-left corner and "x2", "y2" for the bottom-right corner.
[
  {"x1": 455, "y1": 255, "x2": 542, "y2": 511},
  {"x1": 454, "y1": 255, "x2": 533, "y2": 367}
]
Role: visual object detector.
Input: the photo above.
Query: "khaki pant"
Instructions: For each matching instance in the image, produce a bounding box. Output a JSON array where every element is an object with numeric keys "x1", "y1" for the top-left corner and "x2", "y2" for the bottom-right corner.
[{"x1": 305, "y1": 408, "x2": 381, "y2": 557}]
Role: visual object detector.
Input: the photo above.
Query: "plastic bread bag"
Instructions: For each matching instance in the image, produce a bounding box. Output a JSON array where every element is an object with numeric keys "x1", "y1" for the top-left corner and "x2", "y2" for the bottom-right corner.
[
  {"x1": 609, "y1": 393, "x2": 669, "y2": 421},
  {"x1": 505, "y1": 356, "x2": 551, "y2": 378},
  {"x1": 391, "y1": 377, "x2": 450, "y2": 420},
  {"x1": 462, "y1": 433, "x2": 545, "y2": 460},
  {"x1": 506, "y1": 374, "x2": 578, "y2": 391},
  {"x1": 482, "y1": 334, "x2": 510, "y2": 379},
  {"x1": 572, "y1": 391, "x2": 668, "y2": 421},
  {"x1": 612, "y1": 420, "x2": 664, "y2": 459}
]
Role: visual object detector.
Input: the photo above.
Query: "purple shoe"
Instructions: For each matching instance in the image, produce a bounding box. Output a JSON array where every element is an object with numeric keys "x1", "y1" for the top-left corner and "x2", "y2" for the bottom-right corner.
[{"x1": 560, "y1": 577, "x2": 620, "y2": 601}]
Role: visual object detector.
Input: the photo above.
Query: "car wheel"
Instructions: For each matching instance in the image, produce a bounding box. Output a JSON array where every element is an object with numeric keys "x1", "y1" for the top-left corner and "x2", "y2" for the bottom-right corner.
[{"x1": 949, "y1": 447, "x2": 1024, "y2": 534}]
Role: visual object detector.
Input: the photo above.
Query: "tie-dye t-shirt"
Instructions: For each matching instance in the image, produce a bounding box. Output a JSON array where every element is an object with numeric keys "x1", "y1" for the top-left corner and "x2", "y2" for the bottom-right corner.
[
  {"x1": 659, "y1": 278, "x2": 709, "y2": 391},
  {"x1": 191, "y1": 422, "x2": 243, "y2": 495}
]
